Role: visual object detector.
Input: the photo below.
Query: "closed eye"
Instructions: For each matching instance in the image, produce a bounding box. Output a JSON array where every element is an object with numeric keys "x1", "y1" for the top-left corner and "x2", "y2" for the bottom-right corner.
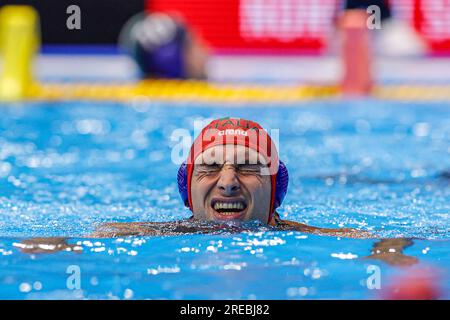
[
  {"x1": 195, "y1": 164, "x2": 222, "y2": 174},
  {"x1": 237, "y1": 164, "x2": 265, "y2": 174}
]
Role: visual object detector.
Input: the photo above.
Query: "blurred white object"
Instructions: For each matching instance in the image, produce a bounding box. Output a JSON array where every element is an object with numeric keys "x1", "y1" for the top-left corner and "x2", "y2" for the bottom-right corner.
[
  {"x1": 6, "y1": 52, "x2": 447, "y2": 84},
  {"x1": 376, "y1": 19, "x2": 427, "y2": 57}
]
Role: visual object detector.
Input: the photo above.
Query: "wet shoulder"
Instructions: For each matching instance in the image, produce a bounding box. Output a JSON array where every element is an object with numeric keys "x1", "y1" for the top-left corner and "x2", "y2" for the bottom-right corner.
[{"x1": 91, "y1": 219, "x2": 271, "y2": 237}]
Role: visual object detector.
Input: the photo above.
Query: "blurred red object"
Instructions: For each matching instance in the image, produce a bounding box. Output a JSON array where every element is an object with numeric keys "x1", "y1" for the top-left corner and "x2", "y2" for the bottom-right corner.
[
  {"x1": 147, "y1": 0, "x2": 339, "y2": 54},
  {"x1": 340, "y1": 9, "x2": 372, "y2": 96},
  {"x1": 412, "y1": 0, "x2": 450, "y2": 54},
  {"x1": 380, "y1": 268, "x2": 442, "y2": 300},
  {"x1": 148, "y1": 0, "x2": 450, "y2": 55}
]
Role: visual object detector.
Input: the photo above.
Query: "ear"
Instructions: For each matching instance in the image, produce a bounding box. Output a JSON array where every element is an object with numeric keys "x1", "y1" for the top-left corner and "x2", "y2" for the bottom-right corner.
[
  {"x1": 177, "y1": 161, "x2": 189, "y2": 207},
  {"x1": 274, "y1": 160, "x2": 289, "y2": 208}
]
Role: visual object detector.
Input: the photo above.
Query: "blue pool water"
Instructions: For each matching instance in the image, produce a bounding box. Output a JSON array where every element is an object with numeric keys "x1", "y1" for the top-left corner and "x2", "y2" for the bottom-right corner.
[{"x1": 0, "y1": 99, "x2": 449, "y2": 299}]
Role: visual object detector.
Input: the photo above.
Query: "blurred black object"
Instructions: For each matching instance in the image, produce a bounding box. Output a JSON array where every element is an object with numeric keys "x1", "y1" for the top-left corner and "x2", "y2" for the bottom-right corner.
[
  {"x1": 120, "y1": 13, "x2": 208, "y2": 79},
  {"x1": 344, "y1": 0, "x2": 391, "y2": 20},
  {"x1": 440, "y1": 171, "x2": 450, "y2": 179},
  {"x1": 0, "y1": 0, "x2": 144, "y2": 44},
  {"x1": 120, "y1": 13, "x2": 187, "y2": 78}
]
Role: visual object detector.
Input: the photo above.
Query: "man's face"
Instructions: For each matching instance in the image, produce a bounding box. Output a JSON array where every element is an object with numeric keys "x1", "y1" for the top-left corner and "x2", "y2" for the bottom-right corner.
[{"x1": 190, "y1": 144, "x2": 272, "y2": 223}]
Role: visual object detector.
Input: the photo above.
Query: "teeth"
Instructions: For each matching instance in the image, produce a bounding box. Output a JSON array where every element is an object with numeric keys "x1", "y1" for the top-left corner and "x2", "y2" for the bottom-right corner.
[{"x1": 213, "y1": 202, "x2": 244, "y2": 211}]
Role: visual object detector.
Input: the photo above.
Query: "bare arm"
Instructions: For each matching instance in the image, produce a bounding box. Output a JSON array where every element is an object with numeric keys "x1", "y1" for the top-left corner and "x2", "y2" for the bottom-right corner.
[
  {"x1": 15, "y1": 237, "x2": 81, "y2": 254},
  {"x1": 17, "y1": 220, "x2": 418, "y2": 267},
  {"x1": 15, "y1": 224, "x2": 165, "y2": 254},
  {"x1": 17, "y1": 220, "x2": 222, "y2": 253},
  {"x1": 17, "y1": 217, "x2": 375, "y2": 254},
  {"x1": 274, "y1": 218, "x2": 374, "y2": 239},
  {"x1": 274, "y1": 218, "x2": 418, "y2": 266},
  {"x1": 89, "y1": 220, "x2": 210, "y2": 238},
  {"x1": 363, "y1": 238, "x2": 418, "y2": 266}
]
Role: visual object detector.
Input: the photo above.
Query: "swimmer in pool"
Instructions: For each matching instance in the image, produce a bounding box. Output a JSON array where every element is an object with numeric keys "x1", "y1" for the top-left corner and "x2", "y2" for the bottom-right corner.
[
  {"x1": 20, "y1": 118, "x2": 417, "y2": 266},
  {"x1": 93, "y1": 118, "x2": 369, "y2": 238}
]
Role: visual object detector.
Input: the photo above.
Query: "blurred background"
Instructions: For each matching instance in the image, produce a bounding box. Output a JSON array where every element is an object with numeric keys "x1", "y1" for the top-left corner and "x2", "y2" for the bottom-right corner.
[
  {"x1": 0, "y1": 0, "x2": 449, "y2": 88},
  {"x1": 0, "y1": 1, "x2": 449, "y2": 300}
]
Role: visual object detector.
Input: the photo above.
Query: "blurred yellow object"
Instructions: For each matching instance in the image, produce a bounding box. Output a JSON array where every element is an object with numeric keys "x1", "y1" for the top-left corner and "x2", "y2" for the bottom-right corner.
[
  {"x1": 22, "y1": 81, "x2": 450, "y2": 103},
  {"x1": 0, "y1": 6, "x2": 39, "y2": 101},
  {"x1": 27, "y1": 81, "x2": 340, "y2": 103}
]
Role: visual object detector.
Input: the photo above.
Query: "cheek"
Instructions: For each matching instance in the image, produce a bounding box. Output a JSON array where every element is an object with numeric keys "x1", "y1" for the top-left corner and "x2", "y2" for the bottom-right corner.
[
  {"x1": 190, "y1": 178, "x2": 214, "y2": 210},
  {"x1": 243, "y1": 176, "x2": 271, "y2": 200},
  {"x1": 245, "y1": 177, "x2": 272, "y2": 215}
]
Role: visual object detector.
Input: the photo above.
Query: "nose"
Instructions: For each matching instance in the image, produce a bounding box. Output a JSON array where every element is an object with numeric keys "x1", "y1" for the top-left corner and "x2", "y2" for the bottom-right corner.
[{"x1": 217, "y1": 165, "x2": 240, "y2": 195}]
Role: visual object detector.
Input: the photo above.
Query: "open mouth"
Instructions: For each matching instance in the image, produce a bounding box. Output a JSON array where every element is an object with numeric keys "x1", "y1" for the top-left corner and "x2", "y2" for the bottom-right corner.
[{"x1": 210, "y1": 198, "x2": 248, "y2": 220}]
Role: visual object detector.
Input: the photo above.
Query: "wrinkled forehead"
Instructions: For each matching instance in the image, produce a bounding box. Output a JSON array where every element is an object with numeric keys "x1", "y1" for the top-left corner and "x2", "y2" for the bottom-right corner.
[{"x1": 194, "y1": 144, "x2": 268, "y2": 165}]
